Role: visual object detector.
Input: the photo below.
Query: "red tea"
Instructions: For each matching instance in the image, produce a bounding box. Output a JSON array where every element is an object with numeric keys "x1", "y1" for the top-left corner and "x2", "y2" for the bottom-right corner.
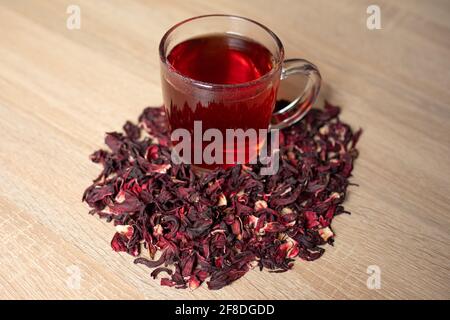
[
  {"x1": 162, "y1": 33, "x2": 280, "y2": 169},
  {"x1": 167, "y1": 33, "x2": 273, "y2": 84}
]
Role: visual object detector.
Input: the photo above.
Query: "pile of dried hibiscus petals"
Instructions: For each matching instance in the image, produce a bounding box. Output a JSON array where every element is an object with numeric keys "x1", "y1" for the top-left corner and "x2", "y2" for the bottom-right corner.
[{"x1": 82, "y1": 100, "x2": 362, "y2": 290}]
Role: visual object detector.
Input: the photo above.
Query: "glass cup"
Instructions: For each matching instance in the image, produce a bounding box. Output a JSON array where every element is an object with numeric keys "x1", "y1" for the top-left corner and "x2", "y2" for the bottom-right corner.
[{"x1": 159, "y1": 14, "x2": 321, "y2": 170}]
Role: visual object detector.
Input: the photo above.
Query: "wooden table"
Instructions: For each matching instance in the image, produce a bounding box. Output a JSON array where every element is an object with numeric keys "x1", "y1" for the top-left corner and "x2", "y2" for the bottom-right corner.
[{"x1": 0, "y1": 0, "x2": 449, "y2": 300}]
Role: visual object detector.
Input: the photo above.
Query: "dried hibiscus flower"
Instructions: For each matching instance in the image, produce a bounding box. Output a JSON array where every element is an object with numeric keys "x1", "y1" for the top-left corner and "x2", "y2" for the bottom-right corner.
[{"x1": 82, "y1": 100, "x2": 362, "y2": 290}]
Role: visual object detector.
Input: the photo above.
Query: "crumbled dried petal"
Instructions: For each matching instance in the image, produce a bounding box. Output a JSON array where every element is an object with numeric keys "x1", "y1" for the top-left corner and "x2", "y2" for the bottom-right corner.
[
  {"x1": 254, "y1": 200, "x2": 268, "y2": 211},
  {"x1": 319, "y1": 226, "x2": 334, "y2": 241},
  {"x1": 111, "y1": 232, "x2": 127, "y2": 252},
  {"x1": 189, "y1": 276, "x2": 201, "y2": 290},
  {"x1": 217, "y1": 193, "x2": 227, "y2": 207},
  {"x1": 115, "y1": 224, "x2": 134, "y2": 240},
  {"x1": 83, "y1": 101, "x2": 361, "y2": 290}
]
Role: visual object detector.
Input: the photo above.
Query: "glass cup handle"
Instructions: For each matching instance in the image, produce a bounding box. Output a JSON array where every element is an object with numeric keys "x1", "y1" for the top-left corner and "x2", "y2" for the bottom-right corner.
[{"x1": 271, "y1": 59, "x2": 321, "y2": 130}]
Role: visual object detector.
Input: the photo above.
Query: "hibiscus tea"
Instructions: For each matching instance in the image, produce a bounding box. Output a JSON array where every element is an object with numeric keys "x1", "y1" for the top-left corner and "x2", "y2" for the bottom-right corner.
[{"x1": 161, "y1": 33, "x2": 280, "y2": 169}]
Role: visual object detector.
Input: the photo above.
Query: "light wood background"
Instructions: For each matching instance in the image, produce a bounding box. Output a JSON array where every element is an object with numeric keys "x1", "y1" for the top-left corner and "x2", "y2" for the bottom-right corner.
[{"x1": 0, "y1": 0, "x2": 449, "y2": 300}]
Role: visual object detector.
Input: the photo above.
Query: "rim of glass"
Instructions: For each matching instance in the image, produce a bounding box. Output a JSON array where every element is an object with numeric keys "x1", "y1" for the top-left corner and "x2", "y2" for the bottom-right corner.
[{"x1": 159, "y1": 14, "x2": 285, "y2": 89}]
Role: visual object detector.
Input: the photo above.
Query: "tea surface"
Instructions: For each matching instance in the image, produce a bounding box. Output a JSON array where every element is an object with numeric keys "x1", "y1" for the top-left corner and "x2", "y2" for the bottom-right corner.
[{"x1": 167, "y1": 33, "x2": 274, "y2": 84}]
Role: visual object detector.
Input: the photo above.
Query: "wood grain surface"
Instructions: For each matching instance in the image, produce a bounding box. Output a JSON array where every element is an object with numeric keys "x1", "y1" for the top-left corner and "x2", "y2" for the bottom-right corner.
[{"x1": 0, "y1": 0, "x2": 449, "y2": 300}]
